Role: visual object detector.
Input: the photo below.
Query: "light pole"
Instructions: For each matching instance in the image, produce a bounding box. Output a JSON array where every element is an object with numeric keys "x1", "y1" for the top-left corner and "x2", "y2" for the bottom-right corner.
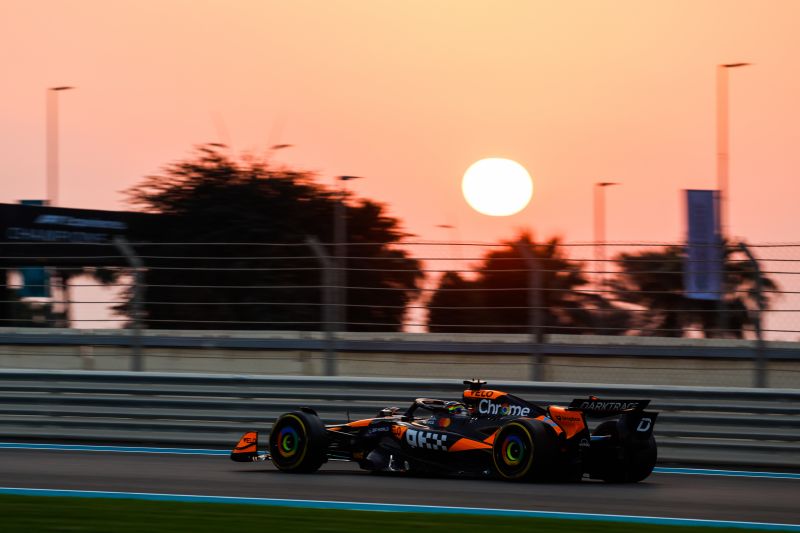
[
  {"x1": 333, "y1": 175, "x2": 363, "y2": 332},
  {"x1": 45, "y1": 86, "x2": 74, "y2": 326},
  {"x1": 436, "y1": 222, "x2": 463, "y2": 268},
  {"x1": 46, "y1": 86, "x2": 74, "y2": 206},
  {"x1": 594, "y1": 181, "x2": 618, "y2": 287},
  {"x1": 435, "y1": 224, "x2": 458, "y2": 247},
  {"x1": 717, "y1": 63, "x2": 750, "y2": 238}
]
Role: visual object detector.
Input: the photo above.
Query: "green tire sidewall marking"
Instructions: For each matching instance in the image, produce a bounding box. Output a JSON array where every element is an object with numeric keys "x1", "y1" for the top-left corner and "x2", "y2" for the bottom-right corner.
[
  {"x1": 492, "y1": 422, "x2": 535, "y2": 480},
  {"x1": 274, "y1": 414, "x2": 309, "y2": 469}
]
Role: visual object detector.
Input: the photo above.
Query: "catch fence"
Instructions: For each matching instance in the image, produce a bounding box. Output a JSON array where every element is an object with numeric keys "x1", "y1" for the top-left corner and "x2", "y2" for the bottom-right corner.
[{"x1": 1, "y1": 240, "x2": 799, "y2": 387}]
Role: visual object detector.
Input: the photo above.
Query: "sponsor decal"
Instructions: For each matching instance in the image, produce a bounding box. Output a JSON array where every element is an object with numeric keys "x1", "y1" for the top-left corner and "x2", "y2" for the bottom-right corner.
[
  {"x1": 636, "y1": 418, "x2": 653, "y2": 433},
  {"x1": 579, "y1": 401, "x2": 640, "y2": 412},
  {"x1": 391, "y1": 426, "x2": 407, "y2": 440},
  {"x1": 7, "y1": 227, "x2": 110, "y2": 243},
  {"x1": 536, "y1": 416, "x2": 563, "y2": 434},
  {"x1": 405, "y1": 429, "x2": 448, "y2": 451},
  {"x1": 549, "y1": 407, "x2": 585, "y2": 438},
  {"x1": 34, "y1": 214, "x2": 128, "y2": 230},
  {"x1": 472, "y1": 390, "x2": 495, "y2": 398},
  {"x1": 579, "y1": 438, "x2": 590, "y2": 448},
  {"x1": 5, "y1": 214, "x2": 130, "y2": 243},
  {"x1": 234, "y1": 432, "x2": 257, "y2": 452},
  {"x1": 365, "y1": 426, "x2": 391, "y2": 437},
  {"x1": 478, "y1": 399, "x2": 530, "y2": 417}
]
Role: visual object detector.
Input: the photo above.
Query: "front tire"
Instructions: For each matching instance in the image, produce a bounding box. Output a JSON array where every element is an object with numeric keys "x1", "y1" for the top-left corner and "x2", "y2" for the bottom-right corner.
[
  {"x1": 492, "y1": 419, "x2": 557, "y2": 482},
  {"x1": 269, "y1": 411, "x2": 328, "y2": 473}
]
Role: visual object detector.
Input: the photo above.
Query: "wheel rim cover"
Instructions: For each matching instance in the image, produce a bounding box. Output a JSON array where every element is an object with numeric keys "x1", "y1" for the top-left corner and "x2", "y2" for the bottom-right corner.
[
  {"x1": 277, "y1": 426, "x2": 300, "y2": 458},
  {"x1": 501, "y1": 434, "x2": 526, "y2": 466}
]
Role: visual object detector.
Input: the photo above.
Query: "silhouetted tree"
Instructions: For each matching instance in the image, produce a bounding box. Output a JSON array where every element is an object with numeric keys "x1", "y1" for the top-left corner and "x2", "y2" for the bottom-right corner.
[
  {"x1": 120, "y1": 145, "x2": 422, "y2": 331},
  {"x1": 609, "y1": 243, "x2": 777, "y2": 338},
  {"x1": 427, "y1": 233, "x2": 631, "y2": 334}
]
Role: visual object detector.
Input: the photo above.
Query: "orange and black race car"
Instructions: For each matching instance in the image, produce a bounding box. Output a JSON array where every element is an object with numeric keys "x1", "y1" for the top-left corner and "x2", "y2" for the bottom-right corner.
[{"x1": 231, "y1": 379, "x2": 658, "y2": 483}]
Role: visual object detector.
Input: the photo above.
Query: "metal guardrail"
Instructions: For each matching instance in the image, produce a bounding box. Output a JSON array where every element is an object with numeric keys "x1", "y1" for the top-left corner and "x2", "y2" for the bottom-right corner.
[{"x1": 0, "y1": 369, "x2": 797, "y2": 468}]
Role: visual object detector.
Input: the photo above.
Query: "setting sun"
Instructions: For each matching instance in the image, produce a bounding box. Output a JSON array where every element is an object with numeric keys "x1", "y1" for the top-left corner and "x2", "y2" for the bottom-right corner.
[{"x1": 461, "y1": 158, "x2": 533, "y2": 216}]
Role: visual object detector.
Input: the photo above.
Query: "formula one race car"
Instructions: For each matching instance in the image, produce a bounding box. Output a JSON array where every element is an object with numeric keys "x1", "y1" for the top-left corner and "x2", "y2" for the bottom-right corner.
[{"x1": 231, "y1": 379, "x2": 658, "y2": 483}]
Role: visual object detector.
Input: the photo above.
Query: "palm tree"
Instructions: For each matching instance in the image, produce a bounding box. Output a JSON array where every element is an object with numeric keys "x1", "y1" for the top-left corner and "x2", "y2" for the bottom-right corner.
[{"x1": 609, "y1": 242, "x2": 776, "y2": 338}]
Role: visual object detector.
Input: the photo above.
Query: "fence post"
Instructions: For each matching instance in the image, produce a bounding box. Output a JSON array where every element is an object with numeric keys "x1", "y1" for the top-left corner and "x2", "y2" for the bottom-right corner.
[
  {"x1": 515, "y1": 241, "x2": 545, "y2": 382},
  {"x1": 112, "y1": 236, "x2": 145, "y2": 372},
  {"x1": 716, "y1": 241, "x2": 728, "y2": 337},
  {"x1": 333, "y1": 191, "x2": 350, "y2": 333},
  {"x1": 306, "y1": 236, "x2": 337, "y2": 376},
  {"x1": 738, "y1": 243, "x2": 767, "y2": 388},
  {"x1": 0, "y1": 269, "x2": 11, "y2": 325}
]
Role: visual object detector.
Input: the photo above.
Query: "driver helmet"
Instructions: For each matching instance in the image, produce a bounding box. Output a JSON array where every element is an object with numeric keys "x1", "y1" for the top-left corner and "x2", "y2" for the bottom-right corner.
[
  {"x1": 444, "y1": 401, "x2": 469, "y2": 417},
  {"x1": 430, "y1": 401, "x2": 469, "y2": 428}
]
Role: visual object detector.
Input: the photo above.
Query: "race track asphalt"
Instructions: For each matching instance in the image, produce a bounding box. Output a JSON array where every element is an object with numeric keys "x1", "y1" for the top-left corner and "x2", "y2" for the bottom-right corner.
[{"x1": 0, "y1": 448, "x2": 797, "y2": 526}]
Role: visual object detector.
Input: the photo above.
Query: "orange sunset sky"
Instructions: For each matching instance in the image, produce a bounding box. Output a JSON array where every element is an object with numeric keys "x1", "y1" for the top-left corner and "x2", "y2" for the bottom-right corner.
[{"x1": 2, "y1": 0, "x2": 799, "y2": 248}]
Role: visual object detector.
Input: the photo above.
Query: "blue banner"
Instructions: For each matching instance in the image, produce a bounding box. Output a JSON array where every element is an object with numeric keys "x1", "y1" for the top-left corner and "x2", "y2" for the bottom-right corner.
[
  {"x1": 684, "y1": 190, "x2": 722, "y2": 300},
  {"x1": 17, "y1": 200, "x2": 50, "y2": 298},
  {"x1": 18, "y1": 267, "x2": 50, "y2": 298}
]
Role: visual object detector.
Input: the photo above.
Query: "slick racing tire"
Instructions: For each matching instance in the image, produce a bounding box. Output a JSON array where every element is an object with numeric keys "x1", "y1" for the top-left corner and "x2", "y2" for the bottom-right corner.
[
  {"x1": 592, "y1": 420, "x2": 657, "y2": 483},
  {"x1": 269, "y1": 411, "x2": 328, "y2": 473},
  {"x1": 492, "y1": 419, "x2": 557, "y2": 482}
]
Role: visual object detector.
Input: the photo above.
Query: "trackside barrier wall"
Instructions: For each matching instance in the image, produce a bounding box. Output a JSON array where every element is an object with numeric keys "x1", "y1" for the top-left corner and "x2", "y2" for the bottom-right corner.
[
  {"x1": 1, "y1": 329, "x2": 799, "y2": 388},
  {"x1": 0, "y1": 370, "x2": 797, "y2": 468}
]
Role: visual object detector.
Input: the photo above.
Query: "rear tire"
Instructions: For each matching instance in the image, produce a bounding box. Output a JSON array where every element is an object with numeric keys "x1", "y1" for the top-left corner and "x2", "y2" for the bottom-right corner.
[
  {"x1": 269, "y1": 411, "x2": 328, "y2": 473},
  {"x1": 492, "y1": 419, "x2": 557, "y2": 482},
  {"x1": 592, "y1": 420, "x2": 657, "y2": 483}
]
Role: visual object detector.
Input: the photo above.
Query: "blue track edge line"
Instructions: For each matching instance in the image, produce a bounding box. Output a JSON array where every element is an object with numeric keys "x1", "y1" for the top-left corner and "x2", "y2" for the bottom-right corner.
[
  {"x1": 0, "y1": 442, "x2": 227, "y2": 455},
  {"x1": 654, "y1": 467, "x2": 800, "y2": 480},
  {"x1": 0, "y1": 487, "x2": 798, "y2": 531}
]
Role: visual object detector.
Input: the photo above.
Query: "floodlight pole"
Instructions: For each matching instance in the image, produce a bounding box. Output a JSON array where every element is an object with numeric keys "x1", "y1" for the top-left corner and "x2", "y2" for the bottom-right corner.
[
  {"x1": 717, "y1": 63, "x2": 750, "y2": 238},
  {"x1": 46, "y1": 86, "x2": 74, "y2": 206},
  {"x1": 594, "y1": 182, "x2": 618, "y2": 287},
  {"x1": 113, "y1": 237, "x2": 145, "y2": 372},
  {"x1": 738, "y1": 243, "x2": 767, "y2": 388},
  {"x1": 515, "y1": 241, "x2": 544, "y2": 382},
  {"x1": 333, "y1": 175, "x2": 363, "y2": 332},
  {"x1": 306, "y1": 236, "x2": 337, "y2": 376}
]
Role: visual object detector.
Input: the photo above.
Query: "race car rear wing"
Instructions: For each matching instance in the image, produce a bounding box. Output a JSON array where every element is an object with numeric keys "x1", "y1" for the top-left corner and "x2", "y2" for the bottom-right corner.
[{"x1": 567, "y1": 398, "x2": 650, "y2": 418}]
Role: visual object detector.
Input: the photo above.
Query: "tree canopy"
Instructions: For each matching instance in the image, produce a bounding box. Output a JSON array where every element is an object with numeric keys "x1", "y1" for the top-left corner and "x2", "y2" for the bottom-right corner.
[
  {"x1": 609, "y1": 243, "x2": 777, "y2": 338},
  {"x1": 427, "y1": 233, "x2": 631, "y2": 334},
  {"x1": 122, "y1": 145, "x2": 422, "y2": 331}
]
